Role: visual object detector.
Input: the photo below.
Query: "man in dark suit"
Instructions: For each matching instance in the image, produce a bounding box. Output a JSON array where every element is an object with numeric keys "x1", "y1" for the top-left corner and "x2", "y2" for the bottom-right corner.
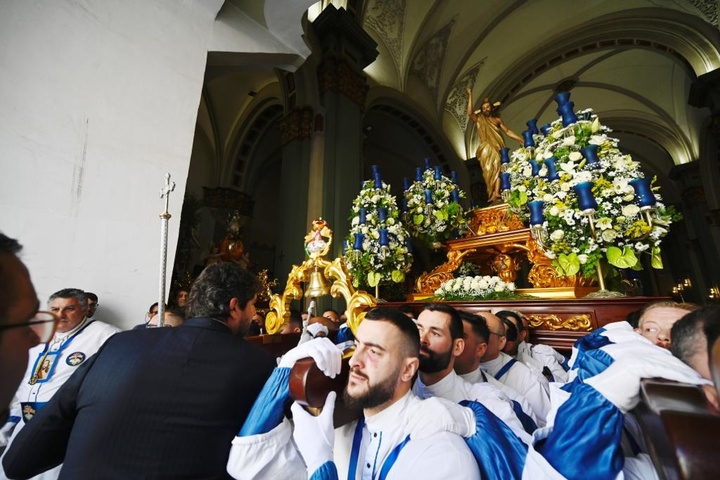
[{"x1": 2, "y1": 262, "x2": 276, "y2": 480}]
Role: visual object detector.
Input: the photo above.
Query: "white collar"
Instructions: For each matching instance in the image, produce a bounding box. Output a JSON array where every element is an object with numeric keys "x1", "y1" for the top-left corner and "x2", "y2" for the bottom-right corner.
[
  {"x1": 364, "y1": 390, "x2": 413, "y2": 433},
  {"x1": 459, "y1": 367, "x2": 485, "y2": 384},
  {"x1": 415, "y1": 370, "x2": 459, "y2": 400},
  {"x1": 53, "y1": 317, "x2": 89, "y2": 343}
]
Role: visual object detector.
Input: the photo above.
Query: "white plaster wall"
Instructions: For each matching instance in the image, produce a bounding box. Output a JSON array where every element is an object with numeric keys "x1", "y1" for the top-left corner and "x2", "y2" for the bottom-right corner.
[{"x1": 0, "y1": 0, "x2": 223, "y2": 329}]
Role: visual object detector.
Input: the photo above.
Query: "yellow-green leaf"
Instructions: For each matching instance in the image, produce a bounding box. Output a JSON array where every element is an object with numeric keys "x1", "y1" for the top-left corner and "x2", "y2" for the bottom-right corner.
[
  {"x1": 651, "y1": 246, "x2": 663, "y2": 269},
  {"x1": 556, "y1": 253, "x2": 580, "y2": 276},
  {"x1": 606, "y1": 245, "x2": 638, "y2": 268},
  {"x1": 367, "y1": 271, "x2": 381, "y2": 287},
  {"x1": 413, "y1": 214, "x2": 424, "y2": 225},
  {"x1": 391, "y1": 270, "x2": 405, "y2": 283}
]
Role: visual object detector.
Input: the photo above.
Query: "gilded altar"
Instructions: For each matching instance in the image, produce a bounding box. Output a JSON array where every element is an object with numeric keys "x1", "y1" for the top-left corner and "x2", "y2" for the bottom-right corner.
[{"x1": 412, "y1": 203, "x2": 596, "y2": 299}]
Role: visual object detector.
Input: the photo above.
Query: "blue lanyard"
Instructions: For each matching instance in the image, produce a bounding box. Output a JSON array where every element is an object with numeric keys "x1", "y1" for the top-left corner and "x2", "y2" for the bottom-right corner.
[
  {"x1": 31, "y1": 320, "x2": 95, "y2": 383},
  {"x1": 493, "y1": 358, "x2": 517, "y2": 381},
  {"x1": 347, "y1": 417, "x2": 411, "y2": 480}
]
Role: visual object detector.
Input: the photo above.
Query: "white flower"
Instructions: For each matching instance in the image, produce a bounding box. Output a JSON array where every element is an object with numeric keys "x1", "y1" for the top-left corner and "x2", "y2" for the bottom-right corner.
[
  {"x1": 568, "y1": 151, "x2": 582, "y2": 162},
  {"x1": 550, "y1": 230, "x2": 564, "y2": 241},
  {"x1": 563, "y1": 136, "x2": 576, "y2": 146},
  {"x1": 601, "y1": 229, "x2": 617, "y2": 242},
  {"x1": 596, "y1": 217, "x2": 613, "y2": 230},
  {"x1": 591, "y1": 117, "x2": 601, "y2": 132},
  {"x1": 578, "y1": 254, "x2": 588, "y2": 264},
  {"x1": 588, "y1": 135, "x2": 605, "y2": 145},
  {"x1": 622, "y1": 204, "x2": 640, "y2": 217}
]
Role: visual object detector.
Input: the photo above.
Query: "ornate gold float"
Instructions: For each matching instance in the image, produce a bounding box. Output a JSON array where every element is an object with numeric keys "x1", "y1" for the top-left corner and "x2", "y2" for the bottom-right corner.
[{"x1": 264, "y1": 219, "x2": 376, "y2": 335}]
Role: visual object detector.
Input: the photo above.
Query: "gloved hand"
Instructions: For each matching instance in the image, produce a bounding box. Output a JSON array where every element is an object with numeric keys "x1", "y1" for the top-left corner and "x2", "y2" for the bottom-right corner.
[
  {"x1": 307, "y1": 323, "x2": 329, "y2": 339},
  {"x1": 278, "y1": 337, "x2": 342, "y2": 378},
  {"x1": 585, "y1": 347, "x2": 711, "y2": 412},
  {"x1": 291, "y1": 391, "x2": 336, "y2": 474},
  {"x1": 405, "y1": 396, "x2": 476, "y2": 440},
  {"x1": 532, "y1": 343, "x2": 565, "y2": 364}
]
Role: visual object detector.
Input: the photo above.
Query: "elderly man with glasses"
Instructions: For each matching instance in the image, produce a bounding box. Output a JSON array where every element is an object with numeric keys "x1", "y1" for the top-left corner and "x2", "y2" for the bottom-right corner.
[{"x1": 0, "y1": 287, "x2": 118, "y2": 480}]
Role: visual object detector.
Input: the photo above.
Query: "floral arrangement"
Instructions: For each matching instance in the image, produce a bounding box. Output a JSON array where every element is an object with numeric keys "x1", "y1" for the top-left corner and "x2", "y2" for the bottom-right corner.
[
  {"x1": 435, "y1": 275, "x2": 518, "y2": 300},
  {"x1": 505, "y1": 100, "x2": 680, "y2": 279},
  {"x1": 404, "y1": 163, "x2": 468, "y2": 248},
  {"x1": 344, "y1": 167, "x2": 413, "y2": 288}
]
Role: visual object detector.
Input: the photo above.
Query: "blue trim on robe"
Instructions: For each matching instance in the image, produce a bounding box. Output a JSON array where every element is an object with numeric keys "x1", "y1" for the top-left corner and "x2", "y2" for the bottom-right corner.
[
  {"x1": 238, "y1": 367, "x2": 291, "y2": 436},
  {"x1": 459, "y1": 400, "x2": 528, "y2": 480},
  {"x1": 562, "y1": 347, "x2": 616, "y2": 393},
  {"x1": 7, "y1": 416, "x2": 21, "y2": 424},
  {"x1": 536, "y1": 383, "x2": 624, "y2": 480},
  {"x1": 336, "y1": 326, "x2": 354, "y2": 344},
  {"x1": 511, "y1": 400, "x2": 538, "y2": 434},
  {"x1": 309, "y1": 461, "x2": 339, "y2": 480}
]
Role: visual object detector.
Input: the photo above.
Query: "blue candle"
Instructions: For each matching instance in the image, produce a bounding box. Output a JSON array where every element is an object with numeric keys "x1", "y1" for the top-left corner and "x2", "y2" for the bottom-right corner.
[
  {"x1": 407, "y1": 237, "x2": 413, "y2": 253},
  {"x1": 540, "y1": 123, "x2": 552, "y2": 136},
  {"x1": 371, "y1": 164, "x2": 379, "y2": 175},
  {"x1": 401, "y1": 198, "x2": 408, "y2": 212},
  {"x1": 342, "y1": 239, "x2": 348, "y2": 255},
  {"x1": 558, "y1": 102, "x2": 577, "y2": 127},
  {"x1": 500, "y1": 172, "x2": 511, "y2": 191},
  {"x1": 425, "y1": 189, "x2": 433, "y2": 203},
  {"x1": 451, "y1": 189, "x2": 460, "y2": 203},
  {"x1": 629, "y1": 177, "x2": 657, "y2": 208},
  {"x1": 416, "y1": 167, "x2": 423, "y2": 181},
  {"x1": 451, "y1": 171, "x2": 458, "y2": 184},
  {"x1": 353, "y1": 233, "x2": 364, "y2": 250},
  {"x1": 434, "y1": 166, "x2": 442, "y2": 180},
  {"x1": 555, "y1": 91, "x2": 571, "y2": 106},
  {"x1": 424, "y1": 157, "x2": 431, "y2": 170},
  {"x1": 500, "y1": 147, "x2": 511, "y2": 164},
  {"x1": 374, "y1": 172, "x2": 382, "y2": 188},
  {"x1": 574, "y1": 181, "x2": 598, "y2": 212},
  {"x1": 581, "y1": 144, "x2": 600, "y2": 168},
  {"x1": 403, "y1": 177, "x2": 410, "y2": 190},
  {"x1": 526, "y1": 119, "x2": 539, "y2": 135},
  {"x1": 528, "y1": 200, "x2": 545, "y2": 225},
  {"x1": 378, "y1": 208, "x2": 387, "y2": 221},
  {"x1": 359, "y1": 208, "x2": 366, "y2": 224},
  {"x1": 379, "y1": 228, "x2": 389, "y2": 246},
  {"x1": 529, "y1": 159, "x2": 540, "y2": 176},
  {"x1": 522, "y1": 130, "x2": 535, "y2": 148},
  {"x1": 545, "y1": 156, "x2": 560, "y2": 181}
]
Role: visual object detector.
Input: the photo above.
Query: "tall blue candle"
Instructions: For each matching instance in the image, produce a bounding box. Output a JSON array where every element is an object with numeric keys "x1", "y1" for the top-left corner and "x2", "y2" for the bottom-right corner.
[
  {"x1": 451, "y1": 189, "x2": 460, "y2": 203},
  {"x1": 434, "y1": 166, "x2": 442, "y2": 180},
  {"x1": 353, "y1": 233, "x2": 364, "y2": 250},
  {"x1": 558, "y1": 102, "x2": 577, "y2": 127},
  {"x1": 416, "y1": 167, "x2": 423, "y2": 181},
  {"x1": 407, "y1": 237, "x2": 413, "y2": 253},
  {"x1": 526, "y1": 119, "x2": 539, "y2": 135},
  {"x1": 371, "y1": 164, "x2": 379, "y2": 175},
  {"x1": 378, "y1": 208, "x2": 387, "y2": 222},
  {"x1": 545, "y1": 156, "x2": 560, "y2": 181},
  {"x1": 581, "y1": 144, "x2": 600, "y2": 168},
  {"x1": 540, "y1": 123, "x2": 552, "y2": 136},
  {"x1": 425, "y1": 189, "x2": 433, "y2": 203},
  {"x1": 359, "y1": 208, "x2": 366, "y2": 224},
  {"x1": 374, "y1": 172, "x2": 382, "y2": 188},
  {"x1": 401, "y1": 198, "x2": 408, "y2": 212},
  {"x1": 500, "y1": 172, "x2": 511, "y2": 191},
  {"x1": 522, "y1": 130, "x2": 535, "y2": 148},
  {"x1": 555, "y1": 91, "x2": 571, "y2": 106},
  {"x1": 574, "y1": 182, "x2": 598, "y2": 212},
  {"x1": 500, "y1": 147, "x2": 511, "y2": 164},
  {"x1": 629, "y1": 177, "x2": 657, "y2": 208},
  {"x1": 528, "y1": 200, "x2": 545, "y2": 225},
  {"x1": 424, "y1": 157, "x2": 431, "y2": 170},
  {"x1": 403, "y1": 177, "x2": 410, "y2": 190},
  {"x1": 379, "y1": 228, "x2": 389, "y2": 246},
  {"x1": 451, "y1": 171, "x2": 458, "y2": 184}
]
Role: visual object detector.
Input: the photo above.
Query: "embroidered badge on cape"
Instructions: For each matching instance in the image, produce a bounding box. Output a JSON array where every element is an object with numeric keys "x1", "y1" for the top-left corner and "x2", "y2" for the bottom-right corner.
[{"x1": 66, "y1": 351, "x2": 86, "y2": 366}]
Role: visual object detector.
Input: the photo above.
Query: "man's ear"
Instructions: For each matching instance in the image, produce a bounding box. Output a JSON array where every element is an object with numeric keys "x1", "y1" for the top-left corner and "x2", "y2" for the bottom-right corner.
[
  {"x1": 401, "y1": 357, "x2": 419, "y2": 383},
  {"x1": 498, "y1": 335, "x2": 507, "y2": 351},
  {"x1": 453, "y1": 338, "x2": 465, "y2": 358},
  {"x1": 476, "y1": 342, "x2": 488, "y2": 361},
  {"x1": 226, "y1": 297, "x2": 242, "y2": 327}
]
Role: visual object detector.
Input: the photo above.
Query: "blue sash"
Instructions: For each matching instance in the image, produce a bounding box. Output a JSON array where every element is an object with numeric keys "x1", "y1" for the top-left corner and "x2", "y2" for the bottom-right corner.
[
  {"x1": 30, "y1": 320, "x2": 96, "y2": 384},
  {"x1": 347, "y1": 417, "x2": 411, "y2": 480},
  {"x1": 493, "y1": 358, "x2": 516, "y2": 381}
]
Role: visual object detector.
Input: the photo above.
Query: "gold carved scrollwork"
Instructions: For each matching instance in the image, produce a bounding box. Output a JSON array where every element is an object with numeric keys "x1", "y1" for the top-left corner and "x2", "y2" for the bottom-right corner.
[
  {"x1": 265, "y1": 220, "x2": 376, "y2": 335},
  {"x1": 318, "y1": 56, "x2": 370, "y2": 109},
  {"x1": 415, "y1": 249, "x2": 475, "y2": 295},
  {"x1": 466, "y1": 204, "x2": 524, "y2": 236},
  {"x1": 528, "y1": 314, "x2": 592, "y2": 331},
  {"x1": 279, "y1": 107, "x2": 314, "y2": 145},
  {"x1": 526, "y1": 237, "x2": 577, "y2": 288}
]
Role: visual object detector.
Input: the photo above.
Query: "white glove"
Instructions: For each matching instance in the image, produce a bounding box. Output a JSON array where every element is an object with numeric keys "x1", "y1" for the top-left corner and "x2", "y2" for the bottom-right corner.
[
  {"x1": 278, "y1": 337, "x2": 342, "y2": 378},
  {"x1": 307, "y1": 323, "x2": 329, "y2": 338},
  {"x1": 585, "y1": 348, "x2": 710, "y2": 412},
  {"x1": 405, "y1": 396, "x2": 476, "y2": 440},
  {"x1": 532, "y1": 344, "x2": 565, "y2": 364},
  {"x1": 291, "y1": 391, "x2": 336, "y2": 474},
  {"x1": 600, "y1": 321, "x2": 651, "y2": 346}
]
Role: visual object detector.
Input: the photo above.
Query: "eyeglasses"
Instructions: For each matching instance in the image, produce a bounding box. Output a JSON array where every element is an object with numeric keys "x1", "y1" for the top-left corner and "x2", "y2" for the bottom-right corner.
[
  {"x1": 489, "y1": 331, "x2": 505, "y2": 338},
  {"x1": 0, "y1": 311, "x2": 59, "y2": 343}
]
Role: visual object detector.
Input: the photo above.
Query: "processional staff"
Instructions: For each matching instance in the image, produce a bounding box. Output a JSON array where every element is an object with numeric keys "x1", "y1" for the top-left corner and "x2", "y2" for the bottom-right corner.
[{"x1": 157, "y1": 173, "x2": 176, "y2": 327}]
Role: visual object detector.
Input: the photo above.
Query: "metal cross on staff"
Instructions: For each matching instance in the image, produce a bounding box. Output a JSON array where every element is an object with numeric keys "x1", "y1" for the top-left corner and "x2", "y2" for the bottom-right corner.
[{"x1": 157, "y1": 173, "x2": 176, "y2": 326}]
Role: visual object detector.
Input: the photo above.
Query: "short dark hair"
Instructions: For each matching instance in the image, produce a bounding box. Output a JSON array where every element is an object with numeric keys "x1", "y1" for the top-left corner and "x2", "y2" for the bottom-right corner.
[
  {"x1": 364, "y1": 307, "x2": 420, "y2": 358},
  {"x1": 499, "y1": 317, "x2": 518, "y2": 342},
  {"x1": 496, "y1": 310, "x2": 524, "y2": 333},
  {"x1": 422, "y1": 303, "x2": 463, "y2": 341},
  {"x1": 185, "y1": 262, "x2": 261, "y2": 322},
  {"x1": 48, "y1": 288, "x2": 88, "y2": 308},
  {"x1": 458, "y1": 311, "x2": 490, "y2": 343},
  {"x1": 86, "y1": 292, "x2": 98, "y2": 302},
  {"x1": 397, "y1": 304, "x2": 415, "y2": 316},
  {"x1": 670, "y1": 307, "x2": 720, "y2": 366},
  {"x1": 0, "y1": 233, "x2": 23, "y2": 320},
  {"x1": 323, "y1": 308, "x2": 339, "y2": 317}
]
